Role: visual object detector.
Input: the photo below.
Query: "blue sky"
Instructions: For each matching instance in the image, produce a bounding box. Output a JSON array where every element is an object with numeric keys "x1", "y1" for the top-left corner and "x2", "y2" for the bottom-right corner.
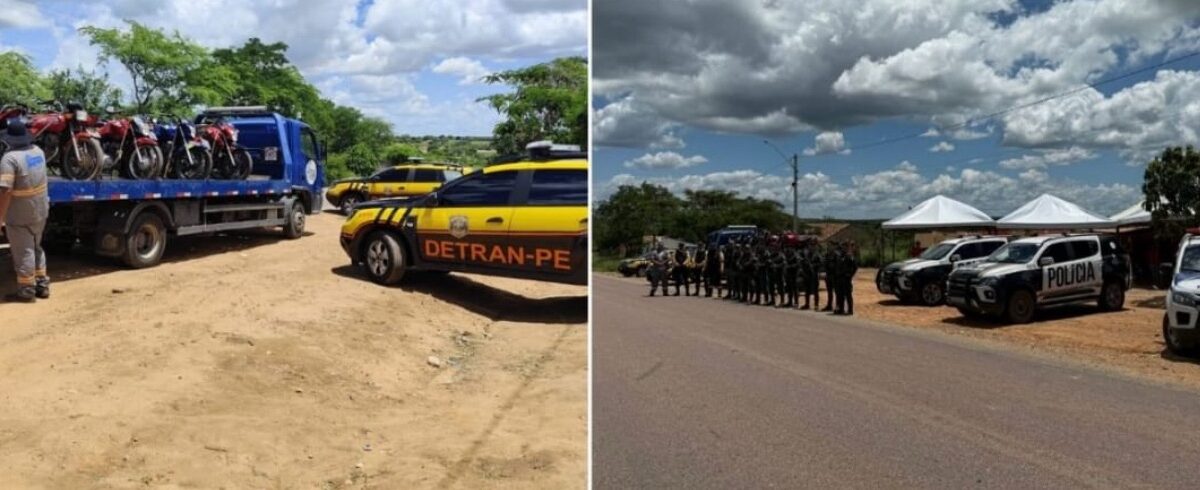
[
  {"x1": 0, "y1": 0, "x2": 587, "y2": 137},
  {"x1": 593, "y1": 0, "x2": 1200, "y2": 219}
]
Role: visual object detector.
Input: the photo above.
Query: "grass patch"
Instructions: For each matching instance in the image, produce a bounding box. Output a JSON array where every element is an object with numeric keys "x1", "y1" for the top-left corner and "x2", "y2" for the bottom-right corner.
[{"x1": 593, "y1": 252, "x2": 622, "y2": 273}]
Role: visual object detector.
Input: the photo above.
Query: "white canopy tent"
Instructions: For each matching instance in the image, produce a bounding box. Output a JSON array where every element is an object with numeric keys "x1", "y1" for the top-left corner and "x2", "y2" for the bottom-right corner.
[
  {"x1": 1109, "y1": 200, "x2": 1151, "y2": 227},
  {"x1": 996, "y1": 193, "x2": 1114, "y2": 229},
  {"x1": 881, "y1": 195, "x2": 995, "y2": 230}
]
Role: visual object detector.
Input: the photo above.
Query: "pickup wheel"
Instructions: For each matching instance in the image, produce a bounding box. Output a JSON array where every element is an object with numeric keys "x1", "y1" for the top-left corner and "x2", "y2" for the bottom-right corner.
[
  {"x1": 919, "y1": 281, "x2": 945, "y2": 306},
  {"x1": 361, "y1": 231, "x2": 406, "y2": 285},
  {"x1": 1164, "y1": 314, "x2": 1198, "y2": 357},
  {"x1": 1098, "y1": 281, "x2": 1125, "y2": 311},
  {"x1": 282, "y1": 200, "x2": 306, "y2": 239},
  {"x1": 1005, "y1": 289, "x2": 1035, "y2": 324},
  {"x1": 339, "y1": 193, "x2": 364, "y2": 215},
  {"x1": 122, "y1": 212, "x2": 167, "y2": 269}
]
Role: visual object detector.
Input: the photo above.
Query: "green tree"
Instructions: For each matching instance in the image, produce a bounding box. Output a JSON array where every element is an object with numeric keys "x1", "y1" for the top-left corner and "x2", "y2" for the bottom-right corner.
[
  {"x1": 45, "y1": 67, "x2": 123, "y2": 111},
  {"x1": 80, "y1": 21, "x2": 232, "y2": 114},
  {"x1": 210, "y1": 38, "x2": 326, "y2": 120},
  {"x1": 0, "y1": 52, "x2": 50, "y2": 105},
  {"x1": 594, "y1": 183, "x2": 684, "y2": 253},
  {"x1": 478, "y1": 56, "x2": 587, "y2": 155},
  {"x1": 1143, "y1": 145, "x2": 1200, "y2": 237}
]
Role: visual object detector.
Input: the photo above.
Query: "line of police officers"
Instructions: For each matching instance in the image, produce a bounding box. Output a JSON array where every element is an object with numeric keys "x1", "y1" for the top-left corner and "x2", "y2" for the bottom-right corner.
[{"x1": 646, "y1": 235, "x2": 859, "y2": 315}]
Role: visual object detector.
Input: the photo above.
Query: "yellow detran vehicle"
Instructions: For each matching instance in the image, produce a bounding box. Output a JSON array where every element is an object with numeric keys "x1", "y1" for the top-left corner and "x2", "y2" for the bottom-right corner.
[
  {"x1": 325, "y1": 163, "x2": 467, "y2": 214},
  {"x1": 339, "y1": 143, "x2": 587, "y2": 285}
]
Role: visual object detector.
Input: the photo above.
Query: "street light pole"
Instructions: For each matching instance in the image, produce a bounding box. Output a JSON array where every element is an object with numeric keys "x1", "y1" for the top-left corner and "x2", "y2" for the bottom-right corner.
[
  {"x1": 764, "y1": 140, "x2": 800, "y2": 232},
  {"x1": 791, "y1": 153, "x2": 798, "y2": 233}
]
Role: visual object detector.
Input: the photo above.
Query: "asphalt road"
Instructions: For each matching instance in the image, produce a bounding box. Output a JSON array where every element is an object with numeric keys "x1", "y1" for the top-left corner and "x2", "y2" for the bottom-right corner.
[{"x1": 593, "y1": 275, "x2": 1200, "y2": 489}]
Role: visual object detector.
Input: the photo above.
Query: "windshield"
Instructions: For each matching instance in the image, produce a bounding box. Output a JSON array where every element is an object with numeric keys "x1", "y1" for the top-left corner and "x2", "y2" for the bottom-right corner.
[
  {"x1": 919, "y1": 243, "x2": 955, "y2": 260},
  {"x1": 1180, "y1": 245, "x2": 1200, "y2": 273},
  {"x1": 988, "y1": 243, "x2": 1040, "y2": 264}
]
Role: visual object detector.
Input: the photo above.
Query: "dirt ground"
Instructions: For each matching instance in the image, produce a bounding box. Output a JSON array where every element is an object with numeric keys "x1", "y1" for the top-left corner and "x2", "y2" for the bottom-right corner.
[
  {"x1": 0, "y1": 211, "x2": 586, "y2": 489},
  {"x1": 606, "y1": 268, "x2": 1200, "y2": 390}
]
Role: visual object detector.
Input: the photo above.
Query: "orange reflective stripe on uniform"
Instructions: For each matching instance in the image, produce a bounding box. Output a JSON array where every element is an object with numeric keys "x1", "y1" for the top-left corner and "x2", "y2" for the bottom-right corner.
[
  {"x1": 34, "y1": 268, "x2": 47, "y2": 277},
  {"x1": 16, "y1": 275, "x2": 35, "y2": 285},
  {"x1": 0, "y1": 174, "x2": 12, "y2": 185},
  {"x1": 10, "y1": 182, "x2": 47, "y2": 197}
]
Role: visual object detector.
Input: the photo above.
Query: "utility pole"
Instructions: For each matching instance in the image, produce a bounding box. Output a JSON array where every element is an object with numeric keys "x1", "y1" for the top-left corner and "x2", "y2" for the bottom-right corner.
[
  {"x1": 764, "y1": 140, "x2": 800, "y2": 233},
  {"x1": 791, "y1": 153, "x2": 798, "y2": 233}
]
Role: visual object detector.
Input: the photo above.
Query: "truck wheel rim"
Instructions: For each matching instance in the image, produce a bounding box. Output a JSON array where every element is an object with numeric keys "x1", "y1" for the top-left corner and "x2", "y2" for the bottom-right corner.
[
  {"x1": 1014, "y1": 295, "x2": 1031, "y2": 318},
  {"x1": 1167, "y1": 326, "x2": 1180, "y2": 348},
  {"x1": 134, "y1": 224, "x2": 161, "y2": 258},
  {"x1": 367, "y1": 240, "x2": 390, "y2": 277},
  {"x1": 292, "y1": 209, "x2": 305, "y2": 231},
  {"x1": 342, "y1": 197, "x2": 358, "y2": 212},
  {"x1": 923, "y1": 284, "x2": 942, "y2": 304}
]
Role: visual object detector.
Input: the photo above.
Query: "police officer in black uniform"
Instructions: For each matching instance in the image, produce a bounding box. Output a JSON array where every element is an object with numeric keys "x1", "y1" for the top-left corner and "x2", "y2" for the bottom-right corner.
[
  {"x1": 691, "y1": 243, "x2": 707, "y2": 296},
  {"x1": 784, "y1": 245, "x2": 799, "y2": 308},
  {"x1": 647, "y1": 244, "x2": 669, "y2": 297},
  {"x1": 836, "y1": 241, "x2": 859, "y2": 315},
  {"x1": 704, "y1": 241, "x2": 722, "y2": 298},
  {"x1": 823, "y1": 242, "x2": 840, "y2": 312},
  {"x1": 672, "y1": 242, "x2": 689, "y2": 296},
  {"x1": 803, "y1": 242, "x2": 822, "y2": 310}
]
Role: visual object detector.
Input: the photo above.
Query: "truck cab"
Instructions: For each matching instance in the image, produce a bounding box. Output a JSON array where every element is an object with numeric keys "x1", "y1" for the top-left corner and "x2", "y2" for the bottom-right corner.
[
  {"x1": 876, "y1": 235, "x2": 1008, "y2": 306},
  {"x1": 946, "y1": 234, "x2": 1130, "y2": 323},
  {"x1": 195, "y1": 106, "x2": 326, "y2": 212},
  {"x1": 1164, "y1": 234, "x2": 1200, "y2": 356}
]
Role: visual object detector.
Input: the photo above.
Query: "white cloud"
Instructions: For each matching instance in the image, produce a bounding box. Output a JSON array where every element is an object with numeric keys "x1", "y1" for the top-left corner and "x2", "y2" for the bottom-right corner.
[
  {"x1": 929, "y1": 141, "x2": 955, "y2": 153},
  {"x1": 431, "y1": 57, "x2": 491, "y2": 85},
  {"x1": 0, "y1": 0, "x2": 48, "y2": 28},
  {"x1": 624, "y1": 152, "x2": 708, "y2": 170},
  {"x1": 593, "y1": 97, "x2": 685, "y2": 149},
  {"x1": 600, "y1": 162, "x2": 1140, "y2": 219},
  {"x1": 999, "y1": 146, "x2": 1098, "y2": 170},
  {"x1": 1002, "y1": 69, "x2": 1200, "y2": 165},
  {"x1": 803, "y1": 131, "x2": 848, "y2": 156},
  {"x1": 594, "y1": 0, "x2": 1200, "y2": 160}
]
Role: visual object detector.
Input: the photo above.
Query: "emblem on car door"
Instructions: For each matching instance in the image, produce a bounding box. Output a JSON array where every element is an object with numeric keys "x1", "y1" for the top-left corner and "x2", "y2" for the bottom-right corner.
[{"x1": 449, "y1": 215, "x2": 469, "y2": 239}]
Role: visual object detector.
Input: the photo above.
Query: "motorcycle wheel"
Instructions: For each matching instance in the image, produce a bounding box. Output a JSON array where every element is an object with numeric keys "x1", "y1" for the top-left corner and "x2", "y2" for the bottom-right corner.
[
  {"x1": 231, "y1": 148, "x2": 252, "y2": 180},
  {"x1": 174, "y1": 146, "x2": 212, "y2": 180},
  {"x1": 62, "y1": 139, "x2": 104, "y2": 180},
  {"x1": 123, "y1": 145, "x2": 162, "y2": 179}
]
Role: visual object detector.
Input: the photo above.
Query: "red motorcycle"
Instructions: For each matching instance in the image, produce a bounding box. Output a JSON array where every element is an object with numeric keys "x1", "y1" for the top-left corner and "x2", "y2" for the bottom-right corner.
[
  {"x1": 23, "y1": 101, "x2": 105, "y2": 180},
  {"x1": 97, "y1": 108, "x2": 163, "y2": 179},
  {"x1": 196, "y1": 117, "x2": 252, "y2": 180}
]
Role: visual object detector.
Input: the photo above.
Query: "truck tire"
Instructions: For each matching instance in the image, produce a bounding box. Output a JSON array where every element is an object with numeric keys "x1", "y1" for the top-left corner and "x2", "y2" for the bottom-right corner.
[
  {"x1": 1005, "y1": 289, "x2": 1035, "y2": 324},
  {"x1": 1164, "y1": 314, "x2": 1198, "y2": 357},
  {"x1": 918, "y1": 281, "x2": 945, "y2": 306},
  {"x1": 282, "y1": 200, "x2": 306, "y2": 239},
  {"x1": 361, "y1": 231, "x2": 406, "y2": 285},
  {"x1": 339, "y1": 193, "x2": 364, "y2": 215},
  {"x1": 1098, "y1": 281, "x2": 1125, "y2": 311},
  {"x1": 122, "y1": 212, "x2": 167, "y2": 269}
]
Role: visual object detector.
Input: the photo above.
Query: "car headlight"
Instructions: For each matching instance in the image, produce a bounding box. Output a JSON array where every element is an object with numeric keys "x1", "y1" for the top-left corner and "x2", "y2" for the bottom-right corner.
[{"x1": 1173, "y1": 290, "x2": 1196, "y2": 307}]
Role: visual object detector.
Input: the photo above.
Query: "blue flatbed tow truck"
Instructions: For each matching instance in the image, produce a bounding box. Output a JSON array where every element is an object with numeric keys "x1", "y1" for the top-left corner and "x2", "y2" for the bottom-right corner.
[{"x1": 40, "y1": 106, "x2": 326, "y2": 268}]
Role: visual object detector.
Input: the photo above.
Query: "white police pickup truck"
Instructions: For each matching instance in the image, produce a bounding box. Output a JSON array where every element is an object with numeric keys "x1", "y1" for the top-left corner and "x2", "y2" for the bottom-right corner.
[
  {"x1": 945, "y1": 234, "x2": 1131, "y2": 324},
  {"x1": 876, "y1": 235, "x2": 1008, "y2": 306},
  {"x1": 1164, "y1": 234, "x2": 1200, "y2": 356}
]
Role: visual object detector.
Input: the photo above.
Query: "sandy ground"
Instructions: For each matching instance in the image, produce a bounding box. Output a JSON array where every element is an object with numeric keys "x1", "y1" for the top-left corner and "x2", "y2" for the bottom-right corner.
[
  {"x1": 606, "y1": 268, "x2": 1200, "y2": 390},
  {"x1": 0, "y1": 212, "x2": 586, "y2": 489}
]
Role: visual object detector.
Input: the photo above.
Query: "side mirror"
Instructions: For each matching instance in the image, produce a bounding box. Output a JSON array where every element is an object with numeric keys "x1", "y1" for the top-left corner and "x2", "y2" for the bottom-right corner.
[
  {"x1": 948, "y1": 254, "x2": 961, "y2": 263},
  {"x1": 1038, "y1": 256, "x2": 1054, "y2": 267}
]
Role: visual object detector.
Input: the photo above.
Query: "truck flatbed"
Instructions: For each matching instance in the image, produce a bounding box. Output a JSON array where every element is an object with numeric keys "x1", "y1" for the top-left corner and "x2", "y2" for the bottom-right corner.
[{"x1": 48, "y1": 176, "x2": 293, "y2": 204}]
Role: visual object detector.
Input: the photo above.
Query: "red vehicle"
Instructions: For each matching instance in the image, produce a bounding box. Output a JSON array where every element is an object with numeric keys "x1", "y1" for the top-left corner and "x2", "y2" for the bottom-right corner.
[
  {"x1": 97, "y1": 108, "x2": 163, "y2": 179},
  {"x1": 21, "y1": 101, "x2": 105, "y2": 180},
  {"x1": 196, "y1": 116, "x2": 252, "y2": 180}
]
